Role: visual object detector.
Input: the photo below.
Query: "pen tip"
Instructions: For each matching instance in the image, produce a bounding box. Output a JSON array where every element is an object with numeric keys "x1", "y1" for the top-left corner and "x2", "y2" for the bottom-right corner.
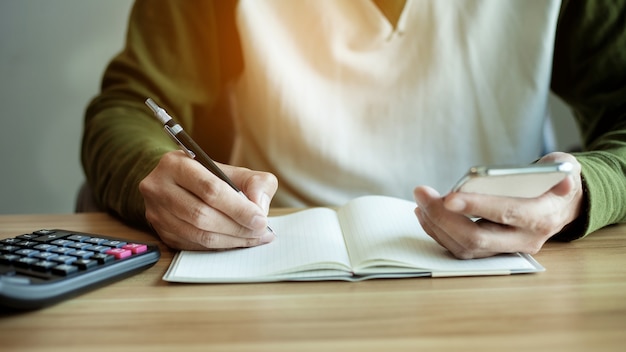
[{"x1": 267, "y1": 225, "x2": 277, "y2": 237}]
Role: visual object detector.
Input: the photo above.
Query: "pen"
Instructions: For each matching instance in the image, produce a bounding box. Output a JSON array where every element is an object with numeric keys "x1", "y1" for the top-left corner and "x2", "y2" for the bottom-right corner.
[{"x1": 145, "y1": 98, "x2": 276, "y2": 236}]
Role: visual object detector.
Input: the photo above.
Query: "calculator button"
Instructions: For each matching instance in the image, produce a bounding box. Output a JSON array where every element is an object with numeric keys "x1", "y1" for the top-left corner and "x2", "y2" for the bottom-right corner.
[
  {"x1": 0, "y1": 254, "x2": 21, "y2": 264},
  {"x1": 16, "y1": 240, "x2": 39, "y2": 248},
  {"x1": 69, "y1": 250, "x2": 94, "y2": 259},
  {"x1": 86, "y1": 245, "x2": 111, "y2": 253},
  {"x1": 106, "y1": 248, "x2": 132, "y2": 260},
  {"x1": 16, "y1": 233, "x2": 40, "y2": 240},
  {"x1": 51, "y1": 247, "x2": 76, "y2": 255},
  {"x1": 85, "y1": 238, "x2": 107, "y2": 245},
  {"x1": 52, "y1": 264, "x2": 78, "y2": 276},
  {"x1": 34, "y1": 233, "x2": 66, "y2": 242},
  {"x1": 15, "y1": 257, "x2": 39, "y2": 267},
  {"x1": 51, "y1": 255, "x2": 77, "y2": 265},
  {"x1": 102, "y1": 240, "x2": 126, "y2": 248},
  {"x1": 68, "y1": 242, "x2": 92, "y2": 250},
  {"x1": 32, "y1": 260, "x2": 58, "y2": 272},
  {"x1": 33, "y1": 252, "x2": 59, "y2": 261},
  {"x1": 34, "y1": 244, "x2": 57, "y2": 252},
  {"x1": 50, "y1": 239, "x2": 74, "y2": 247},
  {"x1": 33, "y1": 229, "x2": 56, "y2": 235},
  {"x1": 15, "y1": 249, "x2": 40, "y2": 257},
  {"x1": 0, "y1": 245, "x2": 20, "y2": 253},
  {"x1": 74, "y1": 258, "x2": 98, "y2": 270},
  {"x1": 91, "y1": 253, "x2": 115, "y2": 264},
  {"x1": 123, "y1": 243, "x2": 148, "y2": 254},
  {"x1": 0, "y1": 238, "x2": 22, "y2": 245},
  {"x1": 67, "y1": 234, "x2": 90, "y2": 242}
]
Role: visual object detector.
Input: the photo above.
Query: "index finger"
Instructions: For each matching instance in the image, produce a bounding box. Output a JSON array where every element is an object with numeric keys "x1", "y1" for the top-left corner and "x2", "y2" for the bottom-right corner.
[
  {"x1": 444, "y1": 191, "x2": 557, "y2": 230},
  {"x1": 175, "y1": 158, "x2": 269, "y2": 232}
]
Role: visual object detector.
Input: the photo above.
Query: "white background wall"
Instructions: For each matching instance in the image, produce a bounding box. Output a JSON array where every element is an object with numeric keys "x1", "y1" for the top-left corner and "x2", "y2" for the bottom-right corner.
[
  {"x1": 0, "y1": 0, "x2": 132, "y2": 214},
  {"x1": 0, "y1": 0, "x2": 580, "y2": 215}
]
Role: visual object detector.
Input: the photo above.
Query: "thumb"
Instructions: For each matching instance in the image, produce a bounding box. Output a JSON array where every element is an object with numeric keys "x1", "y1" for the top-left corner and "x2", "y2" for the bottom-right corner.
[
  {"x1": 537, "y1": 152, "x2": 582, "y2": 198},
  {"x1": 224, "y1": 165, "x2": 278, "y2": 215},
  {"x1": 248, "y1": 174, "x2": 278, "y2": 215},
  {"x1": 550, "y1": 174, "x2": 575, "y2": 197}
]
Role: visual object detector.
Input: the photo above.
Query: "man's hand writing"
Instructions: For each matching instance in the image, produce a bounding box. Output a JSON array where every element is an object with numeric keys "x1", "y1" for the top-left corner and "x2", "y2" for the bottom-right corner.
[{"x1": 139, "y1": 150, "x2": 278, "y2": 250}]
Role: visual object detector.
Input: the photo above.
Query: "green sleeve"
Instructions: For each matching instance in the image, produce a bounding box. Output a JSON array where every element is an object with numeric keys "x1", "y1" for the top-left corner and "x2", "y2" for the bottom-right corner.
[
  {"x1": 551, "y1": 0, "x2": 626, "y2": 240},
  {"x1": 81, "y1": 0, "x2": 239, "y2": 228}
]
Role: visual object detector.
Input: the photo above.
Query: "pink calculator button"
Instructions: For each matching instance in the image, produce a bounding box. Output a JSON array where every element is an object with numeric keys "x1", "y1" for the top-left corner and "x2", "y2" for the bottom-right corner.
[
  {"x1": 105, "y1": 248, "x2": 132, "y2": 259},
  {"x1": 123, "y1": 243, "x2": 148, "y2": 254}
]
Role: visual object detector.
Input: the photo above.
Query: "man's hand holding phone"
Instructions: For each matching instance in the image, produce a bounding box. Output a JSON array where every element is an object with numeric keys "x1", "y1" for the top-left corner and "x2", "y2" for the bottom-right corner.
[{"x1": 413, "y1": 152, "x2": 584, "y2": 259}]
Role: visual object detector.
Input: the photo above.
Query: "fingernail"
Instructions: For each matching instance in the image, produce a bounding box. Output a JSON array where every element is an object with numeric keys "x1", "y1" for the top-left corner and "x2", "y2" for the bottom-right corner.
[
  {"x1": 415, "y1": 186, "x2": 441, "y2": 204},
  {"x1": 414, "y1": 188, "x2": 427, "y2": 206},
  {"x1": 251, "y1": 215, "x2": 267, "y2": 230},
  {"x1": 445, "y1": 197, "x2": 465, "y2": 212},
  {"x1": 260, "y1": 232, "x2": 275, "y2": 244},
  {"x1": 260, "y1": 193, "x2": 270, "y2": 215}
]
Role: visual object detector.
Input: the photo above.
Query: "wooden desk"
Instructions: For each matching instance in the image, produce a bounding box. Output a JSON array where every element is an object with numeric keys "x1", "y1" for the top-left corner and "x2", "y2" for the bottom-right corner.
[{"x1": 1, "y1": 212, "x2": 625, "y2": 351}]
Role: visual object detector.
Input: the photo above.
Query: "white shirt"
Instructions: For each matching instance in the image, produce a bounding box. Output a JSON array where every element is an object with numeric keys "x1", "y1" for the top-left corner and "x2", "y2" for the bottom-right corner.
[{"x1": 230, "y1": 0, "x2": 562, "y2": 207}]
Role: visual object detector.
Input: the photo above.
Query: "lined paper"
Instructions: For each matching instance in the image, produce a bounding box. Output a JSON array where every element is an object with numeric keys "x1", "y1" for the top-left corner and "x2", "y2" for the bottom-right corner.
[
  {"x1": 337, "y1": 196, "x2": 538, "y2": 274},
  {"x1": 163, "y1": 195, "x2": 543, "y2": 283},
  {"x1": 164, "y1": 207, "x2": 352, "y2": 282}
]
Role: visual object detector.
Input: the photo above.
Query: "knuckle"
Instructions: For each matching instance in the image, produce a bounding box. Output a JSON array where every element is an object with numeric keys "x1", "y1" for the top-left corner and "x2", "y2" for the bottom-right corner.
[
  {"x1": 531, "y1": 217, "x2": 558, "y2": 236},
  {"x1": 161, "y1": 151, "x2": 181, "y2": 166},
  {"x1": 139, "y1": 177, "x2": 157, "y2": 196},
  {"x1": 138, "y1": 178, "x2": 148, "y2": 192},
  {"x1": 498, "y1": 206, "x2": 522, "y2": 225},
  {"x1": 187, "y1": 204, "x2": 212, "y2": 228},
  {"x1": 231, "y1": 221, "x2": 255, "y2": 238},
  {"x1": 457, "y1": 233, "x2": 488, "y2": 259},
  {"x1": 199, "y1": 232, "x2": 220, "y2": 248},
  {"x1": 247, "y1": 171, "x2": 279, "y2": 190},
  {"x1": 198, "y1": 177, "x2": 225, "y2": 203},
  {"x1": 245, "y1": 237, "x2": 262, "y2": 248},
  {"x1": 465, "y1": 235, "x2": 487, "y2": 252},
  {"x1": 263, "y1": 172, "x2": 279, "y2": 189}
]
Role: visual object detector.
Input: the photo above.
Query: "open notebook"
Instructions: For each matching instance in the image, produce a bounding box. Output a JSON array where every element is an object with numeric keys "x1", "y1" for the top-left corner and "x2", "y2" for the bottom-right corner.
[{"x1": 163, "y1": 195, "x2": 544, "y2": 283}]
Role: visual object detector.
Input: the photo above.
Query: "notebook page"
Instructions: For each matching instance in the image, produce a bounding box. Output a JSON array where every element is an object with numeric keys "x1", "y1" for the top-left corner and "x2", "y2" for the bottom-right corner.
[
  {"x1": 163, "y1": 207, "x2": 352, "y2": 282},
  {"x1": 337, "y1": 196, "x2": 538, "y2": 274}
]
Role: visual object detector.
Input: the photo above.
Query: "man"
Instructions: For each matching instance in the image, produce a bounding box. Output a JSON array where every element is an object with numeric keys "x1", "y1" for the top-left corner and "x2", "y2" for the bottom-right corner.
[{"x1": 82, "y1": 0, "x2": 626, "y2": 258}]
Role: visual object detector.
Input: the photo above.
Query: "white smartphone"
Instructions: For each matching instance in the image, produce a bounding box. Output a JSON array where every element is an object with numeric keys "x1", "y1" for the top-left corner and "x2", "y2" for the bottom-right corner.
[{"x1": 451, "y1": 162, "x2": 574, "y2": 198}]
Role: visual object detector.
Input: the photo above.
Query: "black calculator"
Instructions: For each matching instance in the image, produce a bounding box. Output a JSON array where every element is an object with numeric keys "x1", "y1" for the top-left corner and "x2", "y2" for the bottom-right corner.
[{"x1": 0, "y1": 229, "x2": 160, "y2": 310}]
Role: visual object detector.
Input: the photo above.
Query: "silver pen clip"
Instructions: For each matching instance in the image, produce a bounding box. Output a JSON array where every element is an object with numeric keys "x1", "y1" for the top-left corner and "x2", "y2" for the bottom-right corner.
[{"x1": 164, "y1": 125, "x2": 196, "y2": 159}]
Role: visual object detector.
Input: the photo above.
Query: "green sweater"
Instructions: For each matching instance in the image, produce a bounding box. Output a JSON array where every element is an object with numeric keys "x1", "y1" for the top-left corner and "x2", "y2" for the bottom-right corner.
[{"x1": 82, "y1": 0, "x2": 626, "y2": 240}]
